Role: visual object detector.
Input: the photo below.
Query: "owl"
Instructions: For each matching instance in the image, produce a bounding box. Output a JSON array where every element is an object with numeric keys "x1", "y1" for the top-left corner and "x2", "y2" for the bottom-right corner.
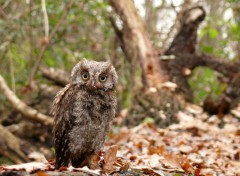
[{"x1": 51, "y1": 58, "x2": 118, "y2": 169}]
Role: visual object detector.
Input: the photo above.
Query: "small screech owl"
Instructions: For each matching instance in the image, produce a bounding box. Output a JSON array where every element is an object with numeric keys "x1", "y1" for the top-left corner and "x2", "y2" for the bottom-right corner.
[{"x1": 51, "y1": 58, "x2": 118, "y2": 169}]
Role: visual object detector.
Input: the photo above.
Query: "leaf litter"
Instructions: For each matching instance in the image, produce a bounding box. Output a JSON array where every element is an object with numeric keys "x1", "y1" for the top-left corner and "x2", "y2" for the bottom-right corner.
[
  {"x1": 107, "y1": 103, "x2": 240, "y2": 176},
  {"x1": 1, "y1": 104, "x2": 240, "y2": 176}
]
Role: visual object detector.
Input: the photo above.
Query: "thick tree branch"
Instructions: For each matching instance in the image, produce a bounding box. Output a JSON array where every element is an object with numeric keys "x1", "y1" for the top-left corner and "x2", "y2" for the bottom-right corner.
[
  {"x1": 0, "y1": 74, "x2": 53, "y2": 125},
  {"x1": 166, "y1": 6, "x2": 206, "y2": 55},
  {"x1": 40, "y1": 67, "x2": 69, "y2": 86},
  {"x1": 163, "y1": 6, "x2": 240, "y2": 105},
  {"x1": 196, "y1": 53, "x2": 239, "y2": 78}
]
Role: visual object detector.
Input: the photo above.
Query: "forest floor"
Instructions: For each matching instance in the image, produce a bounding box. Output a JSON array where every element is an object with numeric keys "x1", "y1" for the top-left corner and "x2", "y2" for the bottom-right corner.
[
  {"x1": 1, "y1": 104, "x2": 240, "y2": 176},
  {"x1": 107, "y1": 103, "x2": 240, "y2": 176}
]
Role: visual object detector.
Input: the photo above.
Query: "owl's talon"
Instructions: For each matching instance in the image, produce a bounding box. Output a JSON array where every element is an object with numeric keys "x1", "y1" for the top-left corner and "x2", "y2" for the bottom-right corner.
[{"x1": 98, "y1": 156, "x2": 105, "y2": 168}]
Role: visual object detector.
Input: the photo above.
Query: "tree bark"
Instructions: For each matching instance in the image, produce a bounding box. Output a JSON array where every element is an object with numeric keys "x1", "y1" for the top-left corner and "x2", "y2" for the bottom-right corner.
[
  {"x1": 0, "y1": 74, "x2": 53, "y2": 126},
  {"x1": 164, "y1": 6, "x2": 240, "y2": 105},
  {"x1": 109, "y1": 0, "x2": 168, "y2": 88},
  {"x1": 109, "y1": 0, "x2": 183, "y2": 127},
  {"x1": 110, "y1": 3, "x2": 240, "y2": 119}
]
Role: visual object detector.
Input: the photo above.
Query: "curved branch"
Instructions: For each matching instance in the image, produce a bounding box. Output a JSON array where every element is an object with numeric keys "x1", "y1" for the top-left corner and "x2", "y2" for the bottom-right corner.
[
  {"x1": 40, "y1": 67, "x2": 69, "y2": 86},
  {"x1": 0, "y1": 74, "x2": 53, "y2": 126},
  {"x1": 166, "y1": 6, "x2": 206, "y2": 55},
  {"x1": 197, "y1": 53, "x2": 239, "y2": 78}
]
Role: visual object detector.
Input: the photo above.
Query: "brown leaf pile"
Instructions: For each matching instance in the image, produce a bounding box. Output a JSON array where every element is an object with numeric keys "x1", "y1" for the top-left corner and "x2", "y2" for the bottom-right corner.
[
  {"x1": 1, "y1": 104, "x2": 239, "y2": 176},
  {"x1": 107, "y1": 104, "x2": 240, "y2": 176}
]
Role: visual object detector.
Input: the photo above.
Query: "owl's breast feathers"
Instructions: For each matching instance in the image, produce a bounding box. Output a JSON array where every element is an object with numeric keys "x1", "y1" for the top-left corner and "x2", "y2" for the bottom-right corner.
[{"x1": 52, "y1": 84, "x2": 116, "y2": 168}]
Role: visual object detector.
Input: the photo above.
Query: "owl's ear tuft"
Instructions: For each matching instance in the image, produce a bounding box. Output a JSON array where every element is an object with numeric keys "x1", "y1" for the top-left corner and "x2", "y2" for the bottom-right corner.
[
  {"x1": 71, "y1": 62, "x2": 81, "y2": 83},
  {"x1": 81, "y1": 57, "x2": 87, "y2": 63},
  {"x1": 110, "y1": 64, "x2": 118, "y2": 85}
]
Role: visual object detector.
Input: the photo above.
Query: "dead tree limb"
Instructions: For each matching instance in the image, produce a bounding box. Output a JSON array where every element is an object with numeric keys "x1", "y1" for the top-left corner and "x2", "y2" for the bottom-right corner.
[
  {"x1": 0, "y1": 124, "x2": 31, "y2": 164},
  {"x1": 40, "y1": 67, "x2": 69, "y2": 86},
  {"x1": 39, "y1": 84, "x2": 61, "y2": 99},
  {"x1": 166, "y1": 6, "x2": 206, "y2": 55},
  {"x1": 0, "y1": 74, "x2": 53, "y2": 126},
  {"x1": 164, "y1": 6, "x2": 240, "y2": 108}
]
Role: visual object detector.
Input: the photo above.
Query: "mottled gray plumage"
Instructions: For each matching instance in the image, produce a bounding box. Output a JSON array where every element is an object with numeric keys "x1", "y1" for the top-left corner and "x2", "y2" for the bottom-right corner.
[{"x1": 52, "y1": 59, "x2": 118, "y2": 169}]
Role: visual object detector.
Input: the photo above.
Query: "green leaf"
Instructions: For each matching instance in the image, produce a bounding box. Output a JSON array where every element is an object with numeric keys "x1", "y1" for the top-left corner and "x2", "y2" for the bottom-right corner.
[
  {"x1": 209, "y1": 28, "x2": 219, "y2": 39},
  {"x1": 143, "y1": 117, "x2": 155, "y2": 124},
  {"x1": 201, "y1": 45, "x2": 214, "y2": 53}
]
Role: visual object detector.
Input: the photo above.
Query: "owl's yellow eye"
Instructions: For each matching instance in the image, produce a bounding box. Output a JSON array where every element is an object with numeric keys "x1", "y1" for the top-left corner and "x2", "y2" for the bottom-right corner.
[
  {"x1": 81, "y1": 72, "x2": 90, "y2": 81},
  {"x1": 99, "y1": 74, "x2": 107, "y2": 82}
]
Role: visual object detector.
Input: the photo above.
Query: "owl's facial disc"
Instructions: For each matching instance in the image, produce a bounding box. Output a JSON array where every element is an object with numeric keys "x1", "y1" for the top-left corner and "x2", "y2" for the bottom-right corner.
[{"x1": 82, "y1": 72, "x2": 104, "y2": 90}]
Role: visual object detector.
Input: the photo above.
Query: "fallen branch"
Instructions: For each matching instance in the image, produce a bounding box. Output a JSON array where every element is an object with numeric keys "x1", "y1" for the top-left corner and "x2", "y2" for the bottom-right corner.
[
  {"x1": 0, "y1": 124, "x2": 31, "y2": 164},
  {"x1": 40, "y1": 67, "x2": 69, "y2": 86},
  {"x1": 39, "y1": 84, "x2": 61, "y2": 98},
  {"x1": 163, "y1": 6, "x2": 240, "y2": 105},
  {"x1": 0, "y1": 74, "x2": 53, "y2": 125}
]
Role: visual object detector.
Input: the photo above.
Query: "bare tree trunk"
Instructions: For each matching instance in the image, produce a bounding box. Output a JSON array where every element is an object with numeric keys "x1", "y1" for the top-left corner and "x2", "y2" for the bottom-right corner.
[
  {"x1": 109, "y1": 0, "x2": 168, "y2": 89},
  {"x1": 109, "y1": 0, "x2": 183, "y2": 128}
]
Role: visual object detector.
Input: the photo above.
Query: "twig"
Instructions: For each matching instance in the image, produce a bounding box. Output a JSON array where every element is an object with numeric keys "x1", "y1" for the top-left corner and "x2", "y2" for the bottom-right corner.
[
  {"x1": 28, "y1": 0, "x2": 34, "y2": 72},
  {"x1": 0, "y1": 74, "x2": 53, "y2": 125},
  {"x1": 41, "y1": 0, "x2": 49, "y2": 38},
  {"x1": 9, "y1": 51, "x2": 16, "y2": 93},
  {"x1": 28, "y1": 1, "x2": 74, "y2": 88}
]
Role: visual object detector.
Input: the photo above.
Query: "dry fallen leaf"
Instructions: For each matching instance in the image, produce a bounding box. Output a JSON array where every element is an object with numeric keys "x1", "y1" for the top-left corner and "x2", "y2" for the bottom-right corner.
[
  {"x1": 36, "y1": 171, "x2": 48, "y2": 176},
  {"x1": 1, "y1": 162, "x2": 52, "y2": 173},
  {"x1": 148, "y1": 145, "x2": 164, "y2": 155},
  {"x1": 101, "y1": 145, "x2": 118, "y2": 174},
  {"x1": 160, "y1": 153, "x2": 184, "y2": 173}
]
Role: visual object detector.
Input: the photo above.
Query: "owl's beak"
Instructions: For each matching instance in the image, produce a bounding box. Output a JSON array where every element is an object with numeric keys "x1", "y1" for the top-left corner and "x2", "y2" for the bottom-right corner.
[
  {"x1": 91, "y1": 81, "x2": 96, "y2": 88},
  {"x1": 90, "y1": 79, "x2": 102, "y2": 89}
]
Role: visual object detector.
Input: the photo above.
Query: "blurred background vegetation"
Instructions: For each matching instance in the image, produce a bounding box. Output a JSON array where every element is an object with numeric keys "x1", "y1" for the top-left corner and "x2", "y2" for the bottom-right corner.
[{"x1": 0, "y1": 0, "x2": 240, "y2": 107}]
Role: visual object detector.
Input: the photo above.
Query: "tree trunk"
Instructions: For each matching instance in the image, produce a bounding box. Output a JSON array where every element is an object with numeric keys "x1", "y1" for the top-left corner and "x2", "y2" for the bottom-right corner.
[
  {"x1": 109, "y1": 0, "x2": 182, "y2": 127},
  {"x1": 109, "y1": 2, "x2": 240, "y2": 125},
  {"x1": 109, "y1": 0, "x2": 168, "y2": 89}
]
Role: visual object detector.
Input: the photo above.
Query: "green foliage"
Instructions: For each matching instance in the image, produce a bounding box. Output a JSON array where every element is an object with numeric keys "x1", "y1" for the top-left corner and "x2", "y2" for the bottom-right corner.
[
  {"x1": 143, "y1": 117, "x2": 155, "y2": 124},
  {"x1": 189, "y1": 67, "x2": 227, "y2": 104},
  {"x1": 0, "y1": 157, "x2": 12, "y2": 165},
  {"x1": 200, "y1": 27, "x2": 219, "y2": 40},
  {"x1": 193, "y1": 4, "x2": 240, "y2": 103},
  {"x1": 0, "y1": 0, "x2": 132, "y2": 108},
  {"x1": 173, "y1": 173, "x2": 182, "y2": 176},
  {"x1": 0, "y1": 0, "x2": 239, "y2": 108},
  {"x1": 51, "y1": 147, "x2": 55, "y2": 155}
]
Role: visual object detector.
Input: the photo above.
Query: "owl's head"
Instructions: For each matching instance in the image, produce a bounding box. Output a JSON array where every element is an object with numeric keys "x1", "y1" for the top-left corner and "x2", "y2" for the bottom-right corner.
[{"x1": 71, "y1": 58, "x2": 118, "y2": 91}]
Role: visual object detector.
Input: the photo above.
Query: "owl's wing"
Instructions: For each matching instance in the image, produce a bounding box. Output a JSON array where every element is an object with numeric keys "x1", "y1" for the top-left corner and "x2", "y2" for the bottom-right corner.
[
  {"x1": 51, "y1": 84, "x2": 72, "y2": 117},
  {"x1": 52, "y1": 84, "x2": 76, "y2": 168}
]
